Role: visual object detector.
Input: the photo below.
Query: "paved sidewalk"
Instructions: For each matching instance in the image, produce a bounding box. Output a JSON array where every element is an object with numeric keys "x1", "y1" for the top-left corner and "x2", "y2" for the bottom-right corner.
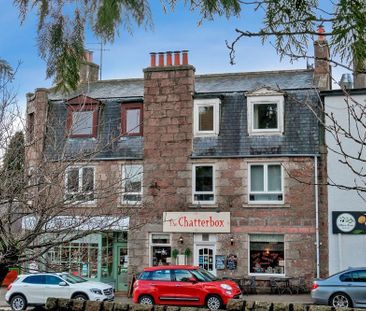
[{"x1": 0, "y1": 287, "x2": 313, "y2": 308}]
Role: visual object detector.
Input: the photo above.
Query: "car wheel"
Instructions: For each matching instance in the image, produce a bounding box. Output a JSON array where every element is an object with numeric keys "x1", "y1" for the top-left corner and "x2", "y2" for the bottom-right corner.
[
  {"x1": 138, "y1": 295, "x2": 154, "y2": 305},
  {"x1": 73, "y1": 293, "x2": 88, "y2": 301},
  {"x1": 10, "y1": 295, "x2": 27, "y2": 311},
  {"x1": 330, "y1": 293, "x2": 352, "y2": 308},
  {"x1": 206, "y1": 295, "x2": 223, "y2": 311}
]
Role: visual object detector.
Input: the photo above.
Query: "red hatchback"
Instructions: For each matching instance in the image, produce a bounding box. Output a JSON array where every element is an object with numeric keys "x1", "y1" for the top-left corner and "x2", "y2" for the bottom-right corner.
[{"x1": 132, "y1": 265, "x2": 241, "y2": 310}]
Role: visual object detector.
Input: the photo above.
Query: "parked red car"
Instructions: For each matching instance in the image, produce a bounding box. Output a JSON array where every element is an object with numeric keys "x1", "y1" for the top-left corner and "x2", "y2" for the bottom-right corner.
[{"x1": 132, "y1": 265, "x2": 241, "y2": 310}]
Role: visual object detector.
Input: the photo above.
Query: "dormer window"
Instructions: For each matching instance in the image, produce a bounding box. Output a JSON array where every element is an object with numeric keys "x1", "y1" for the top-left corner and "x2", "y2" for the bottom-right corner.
[
  {"x1": 246, "y1": 87, "x2": 284, "y2": 135},
  {"x1": 121, "y1": 103, "x2": 143, "y2": 136},
  {"x1": 194, "y1": 98, "x2": 220, "y2": 136},
  {"x1": 66, "y1": 95, "x2": 100, "y2": 138}
]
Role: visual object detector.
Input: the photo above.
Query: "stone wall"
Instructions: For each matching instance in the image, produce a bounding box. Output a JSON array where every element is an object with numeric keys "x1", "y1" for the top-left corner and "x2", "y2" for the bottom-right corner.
[{"x1": 45, "y1": 298, "x2": 356, "y2": 311}]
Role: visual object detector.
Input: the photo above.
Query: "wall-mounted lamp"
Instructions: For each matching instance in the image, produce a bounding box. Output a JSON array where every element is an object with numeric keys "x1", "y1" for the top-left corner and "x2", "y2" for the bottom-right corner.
[
  {"x1": 179, "y1": 236, "x2": 184, "y2": 244},
  {"x1": 230, "y1": 236, "x2": 234, "y2": 246}
]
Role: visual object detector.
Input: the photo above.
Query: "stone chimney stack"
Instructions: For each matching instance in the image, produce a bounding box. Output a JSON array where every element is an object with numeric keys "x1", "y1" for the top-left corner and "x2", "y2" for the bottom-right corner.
[
  {"x1": 80, "y1": 50, "x2": 99, "y2": 84},
  {"x1": 314, "y1": 25, "x2": 331, "y2": 90},
  {"x1": 143, "y1": 50, "x2": 195, "y2": 209},
  {"x1": 353, "y1": 59, "x2": 366, "y2": 88}
]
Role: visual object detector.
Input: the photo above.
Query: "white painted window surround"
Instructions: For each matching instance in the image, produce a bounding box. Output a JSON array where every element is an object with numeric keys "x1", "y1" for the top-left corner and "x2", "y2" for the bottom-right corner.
[
  {"x1": 193, "y1": 98, "x2": 220, "y2": 136},
  {"x1": 246, "y1": 88, "x2": 285, "y2": 136}
]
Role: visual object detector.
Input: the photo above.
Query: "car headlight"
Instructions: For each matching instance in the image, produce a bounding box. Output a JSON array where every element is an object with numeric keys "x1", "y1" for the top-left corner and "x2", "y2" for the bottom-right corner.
[
  {"x1": 220, "y1": 284, "x2": 232, "y2": 291},
  {"x1": 90, "y1": 288, "x2": 103, "y2": 295}
]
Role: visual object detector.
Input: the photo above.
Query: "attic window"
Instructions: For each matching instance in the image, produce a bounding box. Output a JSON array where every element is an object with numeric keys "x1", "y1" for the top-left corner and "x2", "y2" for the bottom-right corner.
[
  {"x1": 66, "y1": 95, "x2": 100, "y2": 138},
  {"x1": 247, "y1": 90, "x2": 284, "y2": 135},
  {"x1": 194, "y1": 98, "x2": 220, "y2": 136},
  {"x1": 121, "y1": 103, "x2": 143, "y2": 136}
]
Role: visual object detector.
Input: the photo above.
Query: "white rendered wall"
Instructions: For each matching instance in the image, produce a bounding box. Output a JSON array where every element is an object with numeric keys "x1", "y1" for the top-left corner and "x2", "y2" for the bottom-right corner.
[{"x1": 325, "y1": 94, "x2": 366, "y2": 275}]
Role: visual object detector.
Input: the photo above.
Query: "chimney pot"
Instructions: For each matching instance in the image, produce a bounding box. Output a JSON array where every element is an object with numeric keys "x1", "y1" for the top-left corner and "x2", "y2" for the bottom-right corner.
[
  {"x1": 158, "y1": 52, "x2": 165, "y2": 67},
  {"x1": 317, "y1": 25, "x2": 325, "y2": 41},
  {"x1": 84, "y1": 50, "x2": 93, "y2": 62},
  {"x1": 150, "y1": 52, "x2": 157, "y2": 67},
  {"x1": 166, "y1": 51, "x2": 173, "y2": 66},
  {"x1": 174, "y1": 51, "x2": 181, "y2": 66},
  {"x1": 182, "y1": 50, "x2": 189, "y2": 65}
]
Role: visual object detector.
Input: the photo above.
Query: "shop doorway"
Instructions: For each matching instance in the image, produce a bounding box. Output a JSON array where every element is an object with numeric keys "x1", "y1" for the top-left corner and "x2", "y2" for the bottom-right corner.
[
  {"x1": 194, "y1": 234, "x2": 217, "y2": 275},
  {"x1": 115, "y1": 244, "x2": 128, "y2": 291}
]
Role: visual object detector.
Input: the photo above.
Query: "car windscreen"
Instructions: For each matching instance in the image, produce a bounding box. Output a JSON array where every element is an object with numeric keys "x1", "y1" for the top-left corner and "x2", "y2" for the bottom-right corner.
[
  {"x1": 191, "y1": 269, "x2": 218, "y2": 282},
  {"x1": 60, "y1": 274, "x2": 88, "y2": 284}
]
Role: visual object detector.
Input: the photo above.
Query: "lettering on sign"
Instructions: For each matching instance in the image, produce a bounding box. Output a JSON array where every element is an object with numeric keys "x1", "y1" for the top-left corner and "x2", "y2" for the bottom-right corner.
[{"x1": 163, "y1": 212, "x2": 230, "y2": 233}]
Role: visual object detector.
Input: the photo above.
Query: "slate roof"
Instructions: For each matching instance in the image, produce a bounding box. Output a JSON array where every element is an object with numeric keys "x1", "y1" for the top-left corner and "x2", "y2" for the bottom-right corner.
[
  {"x1": 48, "y1": 69, "x2": 314, "y2": 100},
  {"x1": 45, "y1": 69, "x2": 320, "y2": 160}
]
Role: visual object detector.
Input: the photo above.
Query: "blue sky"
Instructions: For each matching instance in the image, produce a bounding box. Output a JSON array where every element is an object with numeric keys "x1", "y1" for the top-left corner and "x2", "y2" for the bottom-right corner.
[{"x1": 1, "y1": 1, "x2": 340, "y2": 106}]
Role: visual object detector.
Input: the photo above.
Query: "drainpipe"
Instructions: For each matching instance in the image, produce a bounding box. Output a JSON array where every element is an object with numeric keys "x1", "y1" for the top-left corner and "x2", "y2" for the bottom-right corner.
[{"x1": 315, "y1": 156, "x2": 320, "y2": 278}]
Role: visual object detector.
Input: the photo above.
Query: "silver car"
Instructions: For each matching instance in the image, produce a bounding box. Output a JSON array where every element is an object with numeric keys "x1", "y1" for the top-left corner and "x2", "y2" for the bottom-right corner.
[{"x1": 311, "y1": 267, "x2": 366, "y2": 308}]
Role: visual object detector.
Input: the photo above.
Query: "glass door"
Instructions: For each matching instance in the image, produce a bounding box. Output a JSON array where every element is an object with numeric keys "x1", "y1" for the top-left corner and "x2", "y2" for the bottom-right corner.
[
  {"x1": 115, "y1": 244, "x2": 128, "y2": 291},
  {"x1": 195, "y1": 244, "x2": 216, "y2": 275}
]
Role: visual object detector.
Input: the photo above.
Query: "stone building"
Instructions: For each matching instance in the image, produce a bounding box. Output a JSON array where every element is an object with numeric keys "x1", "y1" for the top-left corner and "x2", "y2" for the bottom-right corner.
[{"x1": 25, "y1": 34, "x2": 330, "y2": 291}]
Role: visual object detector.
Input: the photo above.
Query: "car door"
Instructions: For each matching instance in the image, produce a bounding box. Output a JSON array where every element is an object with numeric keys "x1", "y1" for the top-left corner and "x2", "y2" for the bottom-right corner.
[
  {"x1": 349, "y1": 270, "x2": 366, "y2": 305},
  {"x1": 172, "y1": 269, "x2": 202, "y2": 305},
  {"x1": 148, "y1": 269, "x2": 175, "y2": 304},
  {"x1": 21, "y1": 275, "x2": 46, "y2": 304},
  {"x1": 44, "y1": 275, "x2": 71, "y2": 303}
]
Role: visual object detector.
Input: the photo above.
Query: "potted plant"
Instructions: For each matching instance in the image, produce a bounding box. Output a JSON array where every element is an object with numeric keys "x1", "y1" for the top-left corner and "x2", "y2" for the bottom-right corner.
[
  {"x1": 184, "y1": 248, "x2": 191, "y2": 264},
  {"x1": 172, "y1": 249, "x2": 179, "y2": 264}
]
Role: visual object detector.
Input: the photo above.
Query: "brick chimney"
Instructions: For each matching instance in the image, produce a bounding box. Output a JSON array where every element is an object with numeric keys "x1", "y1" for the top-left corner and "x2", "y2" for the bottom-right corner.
[
  {"x1": 313, "y1": 26, "x2": 331, "y2": 90},
  {"x1": 143, "y1": 50, "x2": 195, "y2": 210},
  {"x1": 80, "y1": 50, "x2": 99, "y2": 84}
]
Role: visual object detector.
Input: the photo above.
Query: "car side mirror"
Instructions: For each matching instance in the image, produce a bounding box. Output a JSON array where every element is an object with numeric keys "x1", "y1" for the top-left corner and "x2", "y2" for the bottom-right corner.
[
  {"x1": 188, "y1": 277, "x2": 197, "y2": 283},
  {"x1": 59, "y1": 281, "x2": 68, "y2": 286}
]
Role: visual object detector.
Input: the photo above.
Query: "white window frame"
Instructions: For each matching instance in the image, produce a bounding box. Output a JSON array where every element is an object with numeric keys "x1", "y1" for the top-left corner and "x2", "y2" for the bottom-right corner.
[
  {"x1": 194, "y1": 98, "x2": 220, "y2": 136},
  {"x1": 121, "y1": 164, "x2": 143, "y2": 205},
  {"x1": 149, "y1": 233, "x2": 172, "y2": 266},
  {"x1": 192, "y1": 163, "x2": 216, "y2": 205},
  {"x1": 65, "y1": 166, "x2": 96, "y2": 203},
  {"x1": 247, "y1": 95, "x2": 284, "y2": 135},
  {"x1": 248, "y1": 163, "x2": 284, "y2": 204},
  {"x1": 247, "y1": 234, "x2": 285, "y2": 276}
]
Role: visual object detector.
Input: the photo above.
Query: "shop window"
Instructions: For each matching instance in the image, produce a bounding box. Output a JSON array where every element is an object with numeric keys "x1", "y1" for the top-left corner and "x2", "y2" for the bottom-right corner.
[
  {"x1": 101, "y1": 233, "x2": 114, "y2": 278},
  {"x1": 121, "y1": 103, "x2": 143, "y2": 136},
  {"x1": 122, "y1": 164, "x2": 143, "y2": 204},
  {"x1": 249, "y1": 163, "x2": 283, "y2": 203},
  {"x1": 193, "y1": 164, "x2": 215, "y2": 204},
  {"x1": 65, "y1": 166, "x2": 95, "y2": 202},
  {"x1": 46, "y1": 235, "x2": 100, "y2": 278},
  {"x1": 150, "y1": 233, "x2": 171, "y2": 266},
  {"x1": 194, "y1": 98, "x2": 220, "y2": 136},
  {"x1": 247, "y1": 91, "x2": 284, "y2": 135},
  {"x1": 249, "y1": 234, "x2": 284, "y2": 275}
]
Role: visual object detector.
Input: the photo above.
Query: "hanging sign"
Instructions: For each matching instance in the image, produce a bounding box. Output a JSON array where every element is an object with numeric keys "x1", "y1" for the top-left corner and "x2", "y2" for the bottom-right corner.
[
  {"x1": 163, "y1": 212, "x2": 230, "y2": 233},
  {"x1": 333, "y1": 211, "x2": 366, "y2": 234}
]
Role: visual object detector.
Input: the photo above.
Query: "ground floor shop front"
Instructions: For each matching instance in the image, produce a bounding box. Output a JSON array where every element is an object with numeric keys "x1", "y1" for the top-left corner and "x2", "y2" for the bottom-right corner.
[{"x1": 128, "y1": 211, "x2": 323, "y2": 285}]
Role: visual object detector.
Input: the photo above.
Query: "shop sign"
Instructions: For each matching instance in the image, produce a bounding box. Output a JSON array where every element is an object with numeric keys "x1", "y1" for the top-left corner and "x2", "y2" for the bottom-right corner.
[
  {"x1": 163, "y1": 212, "x2": 230, "y2": 233},
  {"x1": 333, "y1": 211, "x2": 366, "y2": 234}
]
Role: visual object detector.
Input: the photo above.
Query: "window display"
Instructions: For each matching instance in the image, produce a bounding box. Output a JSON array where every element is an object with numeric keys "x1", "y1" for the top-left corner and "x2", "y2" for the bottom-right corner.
[
  {"x1": 249, "y1": 234, "x2": 284, "y2": 274},
  {"x1": 150, "y1": 233, "x2": 171, "y2": 266}
]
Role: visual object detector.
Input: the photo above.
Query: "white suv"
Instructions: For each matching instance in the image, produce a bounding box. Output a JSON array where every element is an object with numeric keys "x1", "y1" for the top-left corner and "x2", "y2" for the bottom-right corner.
[{"x1": 5, "y1": 273, "x2": 114, "y2": 311}]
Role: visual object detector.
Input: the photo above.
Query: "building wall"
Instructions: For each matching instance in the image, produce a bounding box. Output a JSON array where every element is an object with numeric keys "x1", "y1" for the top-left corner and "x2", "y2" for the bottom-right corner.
[{"x1": 325, "y1": 93, "x2": 366, "y2": 274}]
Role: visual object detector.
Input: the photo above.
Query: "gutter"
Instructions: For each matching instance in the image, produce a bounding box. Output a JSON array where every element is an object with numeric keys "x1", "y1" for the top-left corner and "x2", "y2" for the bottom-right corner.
[{"x1": 315, "y1": 155, "x2": 320, "y2": 278}]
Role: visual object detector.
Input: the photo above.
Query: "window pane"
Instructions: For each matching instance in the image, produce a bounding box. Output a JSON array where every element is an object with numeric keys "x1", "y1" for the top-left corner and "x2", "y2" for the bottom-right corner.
[
  {"x1": 23, "y1": 275, "x2": 45, "y2": 284},
  {"x1": 250, "y1": 165, "x2": 264, "y2": 191},
  {"x1": 67, "y1": 168, "x2": 79, "y2": 192},
  {"x1": 268, "y1": 165, "x2": 282, "y2": 191},
  {"x1": 254, "y1": 104, "x2": 278, "y2": 129},
  {"x1": 175, "y1": 270, "x2": 193, "y2": 282},
  {"x1": 45, "y1": 275, "x2": 63, "y2": 285},
  {"x1": 72, "y1": 111, "x2": 93, "y2": 135},
  {"x1": 249, "y1": 237, "x2": 284, "y2": 274},
  {"x1": 250, "y1": 193, "x2": 283, "y2": 201},
  {"x1": 199, "y1": 106, "x2": 214, "y2": 131},
  {"x1": 151, "y1": 270, "x2": 171, "y2": 281},
  {"x1": 82, "y1": 168, "x2": 94, "y2": 192},
  {"x1": 126, "y1": 109, "x2": 140, "y2": 133},
  {"x1": 123, "y1": 165, "x2": 142, "y2": 193},
  {"x1": 195, "y1": 166, "x2": 213, "y2": 192},
  {"x1": 152, "y1": 234, "x2": 170, "y2": 244}
]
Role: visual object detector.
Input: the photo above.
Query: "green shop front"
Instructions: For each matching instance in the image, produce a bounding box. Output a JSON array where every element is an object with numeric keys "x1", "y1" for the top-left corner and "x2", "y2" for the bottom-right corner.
[{"x1": 24, "y1": 216, "x2": 130, "y2": 292}]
